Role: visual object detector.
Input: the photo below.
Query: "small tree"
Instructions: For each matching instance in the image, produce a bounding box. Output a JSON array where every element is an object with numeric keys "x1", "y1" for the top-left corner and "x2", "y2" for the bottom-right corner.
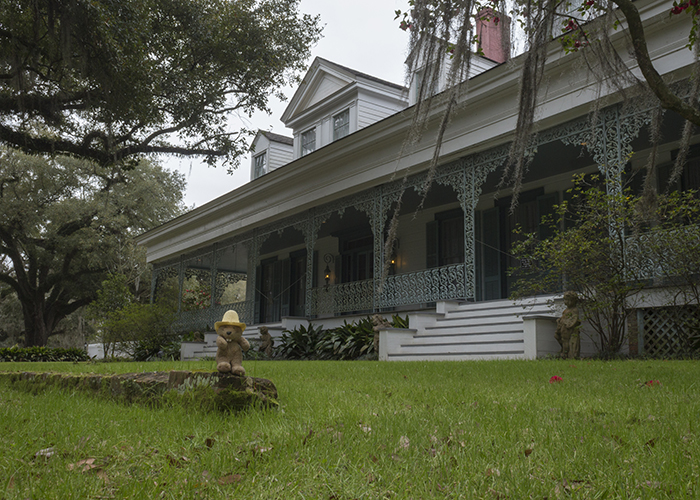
[
  {"x1": 88, "y1": 273, "x2": 178, "y2": 359},
  {"x1": 86, "y1": 274, "x2": 133, "y2": 358},
  {"x1": 103, "y1": 302, "x2": 178, "y2": 360},
  {"x1": 510, "y1": 176, "x2": 650, "y2": 355},
  {"x1": 512, "y1": 175, "x2": 700, "y2": 355}
]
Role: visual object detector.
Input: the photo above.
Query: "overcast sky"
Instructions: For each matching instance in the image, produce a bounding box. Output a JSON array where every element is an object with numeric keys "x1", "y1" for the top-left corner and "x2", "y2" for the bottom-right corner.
[{"x1": 167, "y1": 0, "x2": 411, "y2": 209}]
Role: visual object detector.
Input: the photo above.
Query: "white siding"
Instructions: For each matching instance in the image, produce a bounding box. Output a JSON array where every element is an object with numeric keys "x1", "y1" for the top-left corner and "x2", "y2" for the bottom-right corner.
[
  {"x1": 268, "y1": 141, "x2": 293, "y2": 173},
  {"x1": 357, "y1": 98, "x2": 403, "y2": 130}
]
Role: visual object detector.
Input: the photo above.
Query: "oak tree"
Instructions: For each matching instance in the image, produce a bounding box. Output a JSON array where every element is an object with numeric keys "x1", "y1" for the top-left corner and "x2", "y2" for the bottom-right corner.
[
  {"x1": 0, "y1": 148, "x2": 186, "y2": 346},
  {"x1": 0, "y1": 0, "x2": 322, "y2": 169}
]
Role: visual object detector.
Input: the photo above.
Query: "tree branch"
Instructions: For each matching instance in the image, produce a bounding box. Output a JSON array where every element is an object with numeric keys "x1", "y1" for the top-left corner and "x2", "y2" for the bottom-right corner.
[{"x1": 612, "y1": 0, "x2": 700, "y2": 125}]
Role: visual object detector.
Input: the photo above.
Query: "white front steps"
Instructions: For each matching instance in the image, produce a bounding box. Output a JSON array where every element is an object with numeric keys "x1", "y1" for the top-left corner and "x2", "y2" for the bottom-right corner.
[{"x1": 383, "y1": 296, "x2": 557, "y2": 361}]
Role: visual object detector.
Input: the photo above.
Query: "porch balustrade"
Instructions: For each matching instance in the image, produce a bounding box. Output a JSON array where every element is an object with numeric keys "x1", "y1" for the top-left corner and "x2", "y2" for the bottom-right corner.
[
  {"x1": 310, "y1": 279, "x2": 374, "y2": 316},
  {"x1": 173, "y1": 300, "x2": 254, "y2": 333},
  {"x1": 381, "y1": 264, "x2": 466, "y2": 308}
]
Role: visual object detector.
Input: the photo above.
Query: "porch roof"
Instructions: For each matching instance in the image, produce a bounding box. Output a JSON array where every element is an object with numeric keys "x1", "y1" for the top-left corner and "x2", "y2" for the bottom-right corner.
[{"x1": 135, "y1": 0, "x2": 692, "y2": 264}]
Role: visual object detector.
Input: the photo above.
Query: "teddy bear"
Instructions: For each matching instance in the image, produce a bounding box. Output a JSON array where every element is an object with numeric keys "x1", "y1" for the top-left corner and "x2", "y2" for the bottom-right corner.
[{"x1": 214, "y1": 310, "x2": 250, "y2": 375}]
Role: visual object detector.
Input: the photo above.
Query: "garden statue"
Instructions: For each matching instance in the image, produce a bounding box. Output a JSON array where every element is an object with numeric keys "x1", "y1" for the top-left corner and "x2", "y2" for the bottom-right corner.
[
  {"x1": 372, "y1": 314, "x2": 391, "y2": 353},
  {"x1": 555, "y1": 291, "x2": 581, "y2": 358},
  {"x1": 214, "y1": 310, "x2": 250, "y2": 375},
  {"x1": 259, "y1": 326, "x2": 274, "y2": 357}
]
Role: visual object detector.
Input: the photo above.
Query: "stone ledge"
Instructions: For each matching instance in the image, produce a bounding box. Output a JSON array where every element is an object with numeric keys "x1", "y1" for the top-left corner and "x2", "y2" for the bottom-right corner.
[{"x1": 0, "y1": 370, "x2": 278, "y2": 412}]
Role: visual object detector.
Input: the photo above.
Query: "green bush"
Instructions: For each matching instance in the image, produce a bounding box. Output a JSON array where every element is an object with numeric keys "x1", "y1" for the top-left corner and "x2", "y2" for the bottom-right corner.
[
  {"x1": 391, "y1": 314, "x2": 409, "y2": 329},
  {"x1": 318, "y1": 317, "x2": 375, "y2": 360},
  {"x1": 276, "y1": 315, "x2": 409, "y2": 361},
  {"x1": 88, "y1": 274, "x2": 179, "y2": 360},
  {"x1": 0, "y1": 346, "x2": 89, "y2": 362},
  {"x1": 277, "y1": 323, "x2": 324, "y2": 360}
]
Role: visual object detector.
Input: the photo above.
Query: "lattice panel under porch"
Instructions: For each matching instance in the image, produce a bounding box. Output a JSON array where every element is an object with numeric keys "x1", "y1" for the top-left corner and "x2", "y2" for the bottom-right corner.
[{"x1": 641, "y1": 306, "x2": 699, "y2": 357}]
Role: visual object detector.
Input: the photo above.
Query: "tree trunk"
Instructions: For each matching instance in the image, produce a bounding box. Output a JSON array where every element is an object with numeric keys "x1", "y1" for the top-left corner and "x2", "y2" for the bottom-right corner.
[{"x1": 21, "y1": 298, "x2": 53, "y2": 347}]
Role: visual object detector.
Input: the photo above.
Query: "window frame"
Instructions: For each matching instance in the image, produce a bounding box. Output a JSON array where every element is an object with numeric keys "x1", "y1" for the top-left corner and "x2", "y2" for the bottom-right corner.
[
  {"x1": 333, "y1": 109, "x2": 350, "y2": 141},
  {"x1": 253, "y1": 151, "x2": 267, "y2": 178},
  {"x1": 301, "y1": 128, "x2": 316, "y2": 156}
]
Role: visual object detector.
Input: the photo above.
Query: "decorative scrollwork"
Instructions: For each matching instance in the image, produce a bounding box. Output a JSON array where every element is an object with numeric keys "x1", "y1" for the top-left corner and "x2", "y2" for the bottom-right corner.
[
  {"x1": 381, "y1": 264, "x2": 466, "y2": 307},
  {"x1": 311, "y1": 279, "x2": 375, "y2": 316}
]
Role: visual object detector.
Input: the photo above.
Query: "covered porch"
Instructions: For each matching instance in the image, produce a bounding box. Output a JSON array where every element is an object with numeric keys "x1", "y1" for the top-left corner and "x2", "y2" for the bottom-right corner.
[{"x1": 151, "y1": 99, "x2": 669, "y2": 336}]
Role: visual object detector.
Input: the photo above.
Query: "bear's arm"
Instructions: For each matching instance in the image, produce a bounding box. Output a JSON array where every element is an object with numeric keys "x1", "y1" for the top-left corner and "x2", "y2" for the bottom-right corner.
[
  {"x1": 216, "y1": 336, "x2": 227, "y2": 348},
  {"x1": 239, "y1": 337, "x2": 250, "y2": 352}
]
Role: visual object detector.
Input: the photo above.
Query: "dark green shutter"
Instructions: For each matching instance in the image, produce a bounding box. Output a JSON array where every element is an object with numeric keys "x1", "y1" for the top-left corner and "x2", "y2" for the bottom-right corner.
[
  {"x1": 475, "y1": 210, "x2": 482, "y2": 301},
  {"x1": 271, "y1": 260, "x2": 282, "y2": 322},
  {"x1": 254, "y1": 265, "x2": 262, "y2": 324},
  {"x1": 280, "y1": 258, "x2": 291, "y2": 318},
  {"x1": 482, "y1": 207, "x2": 501, "y2": 300},
  {"x1": 426, "y1": 220, "x2": 439, "y2": 268}
]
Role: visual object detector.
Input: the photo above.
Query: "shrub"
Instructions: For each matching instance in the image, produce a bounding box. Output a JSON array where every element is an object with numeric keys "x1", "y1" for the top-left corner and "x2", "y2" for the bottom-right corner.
[
  {"x1": 276, "y1": 315, "x2": 409, "y2": 361},
  {"x1": 277, "y1": 323, "x2": 324, "y2": 360},
  {"x1": 111, "y1": 302, "x2": 178, "y2": 360},
  {"x1": 0, "y1": 346, "x2": 89, "y2": 362},
  {"x1": 391, "y1": 314, "x2": 409, "y2": 329},
  {"x1": 318, "y1": 318, "x2": 375, "y2": 360}
]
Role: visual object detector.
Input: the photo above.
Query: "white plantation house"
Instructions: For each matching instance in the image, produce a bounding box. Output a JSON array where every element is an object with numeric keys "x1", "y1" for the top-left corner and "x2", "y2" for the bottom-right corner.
[{"x1": 136, "y1": 0, "x2": 698, "y2": 360}]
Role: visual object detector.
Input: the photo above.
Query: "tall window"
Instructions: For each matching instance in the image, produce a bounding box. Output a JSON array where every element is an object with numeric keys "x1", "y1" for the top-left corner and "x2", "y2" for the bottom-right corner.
[
  {"x1": 301, "y1": 128, "x2": 316, "y2": 156},
  {"x1": 333, "y1": 109, "x2": 350, "y2": 140},
  {"x1": 253, "y1": 152, "x2": 266, "y2": 178},
  {"x1": 426, "y1": 209, "x2": 464, "y2": 269}
]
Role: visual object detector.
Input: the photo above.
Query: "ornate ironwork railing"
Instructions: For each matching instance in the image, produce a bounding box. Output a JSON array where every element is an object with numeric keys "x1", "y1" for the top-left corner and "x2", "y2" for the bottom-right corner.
[
  {"x1": 173, "y1": 300, "x2": 254, "y2": 333},
  {"x1": 310, "y1": 279, "x2": 374, "y2": 316},
  {"x1": 628, "y1": 224, "x2": 700, "y2": 279},
  {"x1": 309, "y1": 264, "x2": 466, "y2": 316},
  {"x1": 381, "y1": 264, "x2": 466, "y2": 307},
  {"x1": 174, "y1": 264, "x2": 467, "y2": 328}
]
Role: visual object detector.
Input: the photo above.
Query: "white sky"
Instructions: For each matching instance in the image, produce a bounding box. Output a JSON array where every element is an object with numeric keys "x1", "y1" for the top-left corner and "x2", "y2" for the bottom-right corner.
[{"x1": 167, "y1": 0, "x2": 411, "y2": 209}]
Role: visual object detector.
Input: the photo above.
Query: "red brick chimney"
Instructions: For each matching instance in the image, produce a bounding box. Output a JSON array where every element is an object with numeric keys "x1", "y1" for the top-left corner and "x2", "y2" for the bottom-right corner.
[{"x1": 476, "y1": 8, "x2": 510, "y2": 64}]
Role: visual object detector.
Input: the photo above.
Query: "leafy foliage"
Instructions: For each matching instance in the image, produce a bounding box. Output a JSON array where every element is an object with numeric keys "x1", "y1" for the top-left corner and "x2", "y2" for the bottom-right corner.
[
  {"x1": 511, "y1": 175, "x2": 700, "y2": 355},
  {"x1": 391, "y1": 314, "x2": 410, "y2": 329},
  {"x1": 0, "y1": 0, "x2": 322, "y2": 168},
  {"x1": 88, "y1": 274, "x2": 178, "y2": 360},
  {"x1": 0, "y1": 346, "x2": 89, "y2": 362},
  {"x1": 277, "y1": 323, "x2": 324, "y2": 360},
  {"x1": 317, "y1": 318, "x2": 375, "y2": 360},
  {"x1": 277, "y1": 315, "x2": 408, "y2": 361},
  {"x1": 0, "y1": 149, "x2": 185, "y2": 346}
]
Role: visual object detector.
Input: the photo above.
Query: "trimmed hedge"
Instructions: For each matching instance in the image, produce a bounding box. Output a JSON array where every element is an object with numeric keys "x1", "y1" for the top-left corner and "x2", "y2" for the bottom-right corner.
[{"x1": 0, "y1": 346, "x2": 89, "y2": 362}]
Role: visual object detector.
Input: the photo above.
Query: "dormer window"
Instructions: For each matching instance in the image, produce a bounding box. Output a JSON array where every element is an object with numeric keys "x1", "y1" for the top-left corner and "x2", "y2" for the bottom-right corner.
[
  {"x1": 333, "y1": 109, "x2": 350, "y2": 140},
  {"x1": 301, "y1": 128, "x2": 316, "y2": 156},
  {"x1": 254, "y1": 152, "x2": 267, "y2": 178}
]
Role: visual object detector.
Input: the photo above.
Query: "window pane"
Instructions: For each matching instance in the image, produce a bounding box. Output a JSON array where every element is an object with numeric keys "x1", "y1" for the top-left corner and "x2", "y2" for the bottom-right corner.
[
  {"x1": 301, "y1": 129, "x2": 316, "y2": 156},
  {"x1": 254, "y1": 152, "x2": 266, "y2": 178},
  {"x1": 333, "y1": 109, "x2": 350, "y2": 140}
]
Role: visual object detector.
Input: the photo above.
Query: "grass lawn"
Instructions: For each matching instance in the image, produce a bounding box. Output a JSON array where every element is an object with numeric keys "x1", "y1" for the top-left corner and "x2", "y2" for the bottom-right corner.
[{"x1": 1, "y1": 359, "x2": 699, "y2": 499}]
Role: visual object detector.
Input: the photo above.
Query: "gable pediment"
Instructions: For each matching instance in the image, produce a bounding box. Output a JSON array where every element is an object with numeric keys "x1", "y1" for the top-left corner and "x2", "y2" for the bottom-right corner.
[
  {"x1": 281, "y1": 58, "x2": 357, "y2": 125},
  {"x1": 300, "y1": 72, "x2": 352, "y2": 111}
]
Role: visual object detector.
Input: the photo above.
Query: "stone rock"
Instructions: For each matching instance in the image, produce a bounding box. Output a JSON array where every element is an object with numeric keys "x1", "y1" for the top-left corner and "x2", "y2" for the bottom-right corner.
[{"x1": 0, "y1": 370, "x2": 278, "y2": 412}]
